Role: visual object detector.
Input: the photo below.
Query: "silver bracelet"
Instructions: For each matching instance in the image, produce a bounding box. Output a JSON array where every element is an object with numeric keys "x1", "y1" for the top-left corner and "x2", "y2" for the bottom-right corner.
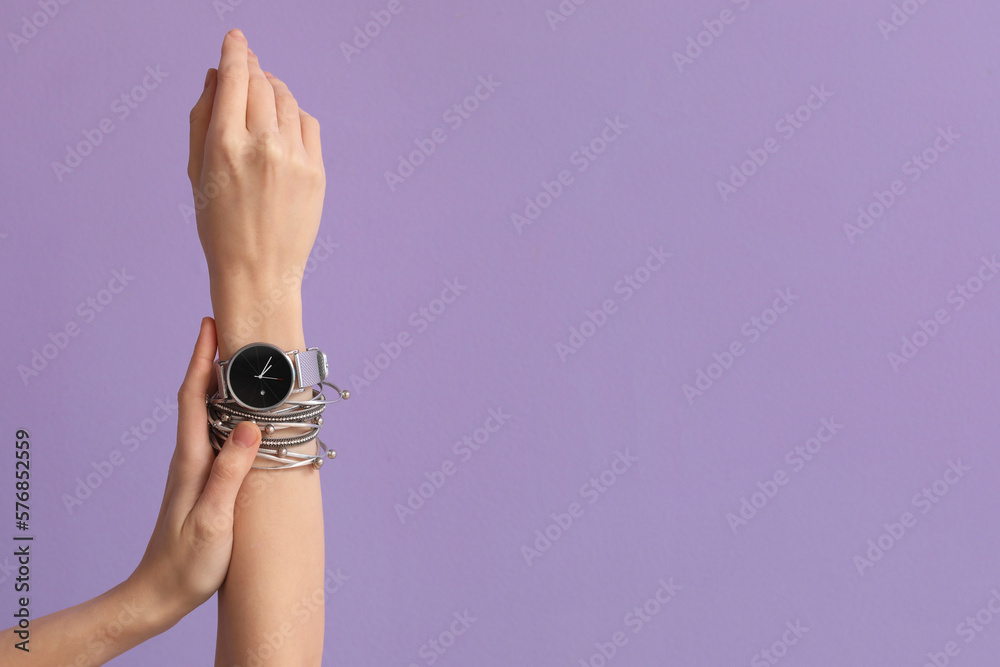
[
  {"x1": 253, "y1": 439, "x2": 330, "y2": 470},
  {"x1": 206, "y1": 381, "x2": 349, "y2": 470}
]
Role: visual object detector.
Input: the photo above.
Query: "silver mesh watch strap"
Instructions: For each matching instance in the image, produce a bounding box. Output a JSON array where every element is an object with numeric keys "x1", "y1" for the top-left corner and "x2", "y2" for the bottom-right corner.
[{"x1": 294, "y1": 348, "x2": 328, "y2": 389}]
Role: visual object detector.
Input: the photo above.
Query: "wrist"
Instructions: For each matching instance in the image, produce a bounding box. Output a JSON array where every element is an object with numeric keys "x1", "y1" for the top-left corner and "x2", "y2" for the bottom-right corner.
[
  {"x1": 210, "y1": 278, "x2": 305, "y2": 359},
  {"x1": 107, "y1": 574, "x2": 188, "y2": 648},
  {"x1": 209, "y1": 263, "x2": 303, "y2": 297}
]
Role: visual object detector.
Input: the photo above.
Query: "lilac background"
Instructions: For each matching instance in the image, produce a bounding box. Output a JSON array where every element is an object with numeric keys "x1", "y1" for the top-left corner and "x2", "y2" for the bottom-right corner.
[{"x1": 2, "y1": 0, "x2": 1000, "y2": 665}]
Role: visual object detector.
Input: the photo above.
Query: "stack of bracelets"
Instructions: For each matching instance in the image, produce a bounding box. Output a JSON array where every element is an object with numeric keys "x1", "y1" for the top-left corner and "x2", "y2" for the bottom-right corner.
[{"x1": 206, "y1": 380, "x2": 350, "y2": 470}]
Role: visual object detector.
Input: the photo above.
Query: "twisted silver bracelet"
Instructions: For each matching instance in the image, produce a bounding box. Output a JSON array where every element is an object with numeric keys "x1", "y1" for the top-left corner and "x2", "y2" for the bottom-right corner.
[{"x1": 206, "y1": 381, "x2": 349, "y2": 470}]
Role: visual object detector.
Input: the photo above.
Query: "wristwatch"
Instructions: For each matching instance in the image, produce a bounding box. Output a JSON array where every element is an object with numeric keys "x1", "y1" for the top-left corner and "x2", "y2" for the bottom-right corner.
[{"x1": 215, "y1": 342, "x2": 330, "y2": 411}]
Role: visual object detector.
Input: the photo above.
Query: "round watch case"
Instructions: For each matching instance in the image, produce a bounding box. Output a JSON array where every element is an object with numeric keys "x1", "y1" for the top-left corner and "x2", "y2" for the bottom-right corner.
[{"x1": 225, "y1": 342, "x2": 296, "y2": 411}]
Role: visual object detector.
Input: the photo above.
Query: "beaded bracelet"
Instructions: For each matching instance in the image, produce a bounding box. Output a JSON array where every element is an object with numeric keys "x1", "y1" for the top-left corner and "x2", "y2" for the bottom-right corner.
[{"x1": 206, "y1": 381, "x2": 350, "y2": 470}]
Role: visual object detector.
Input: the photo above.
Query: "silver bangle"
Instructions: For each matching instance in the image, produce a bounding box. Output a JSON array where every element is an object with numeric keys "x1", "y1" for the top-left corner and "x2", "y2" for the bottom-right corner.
[
  {"x1": 206, "y1": 380, "x2": 349, "y2": 470},
  {"x1": 209, "y1": 431, "x2": 335, "y2": 470}
]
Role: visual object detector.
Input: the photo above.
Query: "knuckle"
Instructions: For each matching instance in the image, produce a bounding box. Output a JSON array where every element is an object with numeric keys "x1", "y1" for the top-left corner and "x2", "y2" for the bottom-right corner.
[
  {"x1": 307, "y1": 164, "x2": 325, "y2": 188},
  {"x1": 290, "y1": 152, "x2": 321, "y2": 182},
  {"x1": 193, "y1": 510, "x2": 230, "y2": 544},
  {"x1": 188, "y1": 103, "x2": 204, "y2": 125},
  {"x1": 248, "y1": 74, "x2": 271, "y2": 93},
  {"x1": 170, "y1": 449, "x2": 194, "y2": 476},
  {"x1": 273, "y1": 84, "x2": 297, "y2": 103},
  {"x1": 277, "y1": 102, "x2": 299, "y2": 124},
  {"x1": 212, "y1": 455, "x2": 240, "y2": 484},
  {"x1": 216, "y1": 62, "x2": 246, "y2": 85},
  {"x1": 177, "y1": 385, "x2": 198, "y2": 408},
  {"x1": 259, "y1": 135, "x2": 285, "y2": 163},
  {"x1": 215, "y1": 132, "x2": 248, "y2": 164},
  {"x1": 217, "y1": 130, "x2": 242, "y2": 153}
]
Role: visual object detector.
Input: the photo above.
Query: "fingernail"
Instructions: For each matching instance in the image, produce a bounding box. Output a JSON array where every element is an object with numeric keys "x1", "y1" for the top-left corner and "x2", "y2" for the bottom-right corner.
[
  {"x1": 229, "y1": 28, "x2": 245, "y2": 40},
  {"x1": 247, "y1": 47, "x2": 256, "y2": 58},
  {"x1": 233, "y1": 421, "x2": 259, "y2": 448},
  {"x1": 204, "y1": 68, "x2": 213, "y2": 88}
]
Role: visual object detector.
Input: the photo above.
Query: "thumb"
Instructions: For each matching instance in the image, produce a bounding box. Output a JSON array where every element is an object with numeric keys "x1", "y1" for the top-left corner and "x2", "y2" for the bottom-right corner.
[{"x1": 197, "y1": 420, "x2": 260, "y2": 517}]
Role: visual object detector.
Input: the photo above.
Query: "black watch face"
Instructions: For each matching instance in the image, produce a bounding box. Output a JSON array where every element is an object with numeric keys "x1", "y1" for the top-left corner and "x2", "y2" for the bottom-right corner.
[{"x1": 227, "y1": 344, "x2": 295, "y2": 410}]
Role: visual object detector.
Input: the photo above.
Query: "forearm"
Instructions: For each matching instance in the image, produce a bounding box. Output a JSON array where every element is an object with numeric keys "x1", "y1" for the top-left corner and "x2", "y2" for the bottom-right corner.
[
  {"x1": 0, "y1": 576, "x2": 180, "y2": 665},
  {"x1": 213, "y1": 280, "x2": 326, "y2": 666},
  {"x1": 193, "y1": 29, "x2": 329, "y2": 663}
]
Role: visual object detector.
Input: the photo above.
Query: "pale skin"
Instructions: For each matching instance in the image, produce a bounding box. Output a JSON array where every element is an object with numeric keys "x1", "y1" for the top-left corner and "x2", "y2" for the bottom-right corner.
[
  {"x1": 1, "y1": 28, "x2": 327, "y2": 665},
  {"x1": 191, "y1": 27, "x2": 327, "y2": 666},
  {"x1": 0, "y1": 318, "x2": 263, "y2": 664}
]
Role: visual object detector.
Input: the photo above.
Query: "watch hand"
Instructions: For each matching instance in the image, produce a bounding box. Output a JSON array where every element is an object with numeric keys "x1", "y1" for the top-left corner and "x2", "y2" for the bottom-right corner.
[
  {"x1": 258, "y1": 376, "x2": 282, "y2": 381},
  {"x1": 254, "y1": 357, "x2": 274, "y2": 379}
]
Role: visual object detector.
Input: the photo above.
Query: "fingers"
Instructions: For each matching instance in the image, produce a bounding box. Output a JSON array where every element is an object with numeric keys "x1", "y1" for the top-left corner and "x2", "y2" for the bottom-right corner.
[
  {"x1": 299, "y1": 108, "x2": 323, "y2": 160},
  {"x1": 188, "y1": 68, "x2": 218, "y2": 183},
  {"x1": 265, "y1": 72, "x2": 303, "y2": 147},
  {"x1": 174, "y1": 317, "x2": 218, "y2": 470},
  {"x1": 165, "y1": 317, "x2": 221, "y2": 515},
  {"x1": 196, "y1": 420, "x2": 260, "y2": 519},
  {"x1": 211, "y1": 29, "x2": 250, "y2": 136},
  {"x1": 177, "y1": 317, "x2": 218, "y2": 414},
  {"x1": 246, "y1": 47, "x2": 279, "y2": 137}
]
